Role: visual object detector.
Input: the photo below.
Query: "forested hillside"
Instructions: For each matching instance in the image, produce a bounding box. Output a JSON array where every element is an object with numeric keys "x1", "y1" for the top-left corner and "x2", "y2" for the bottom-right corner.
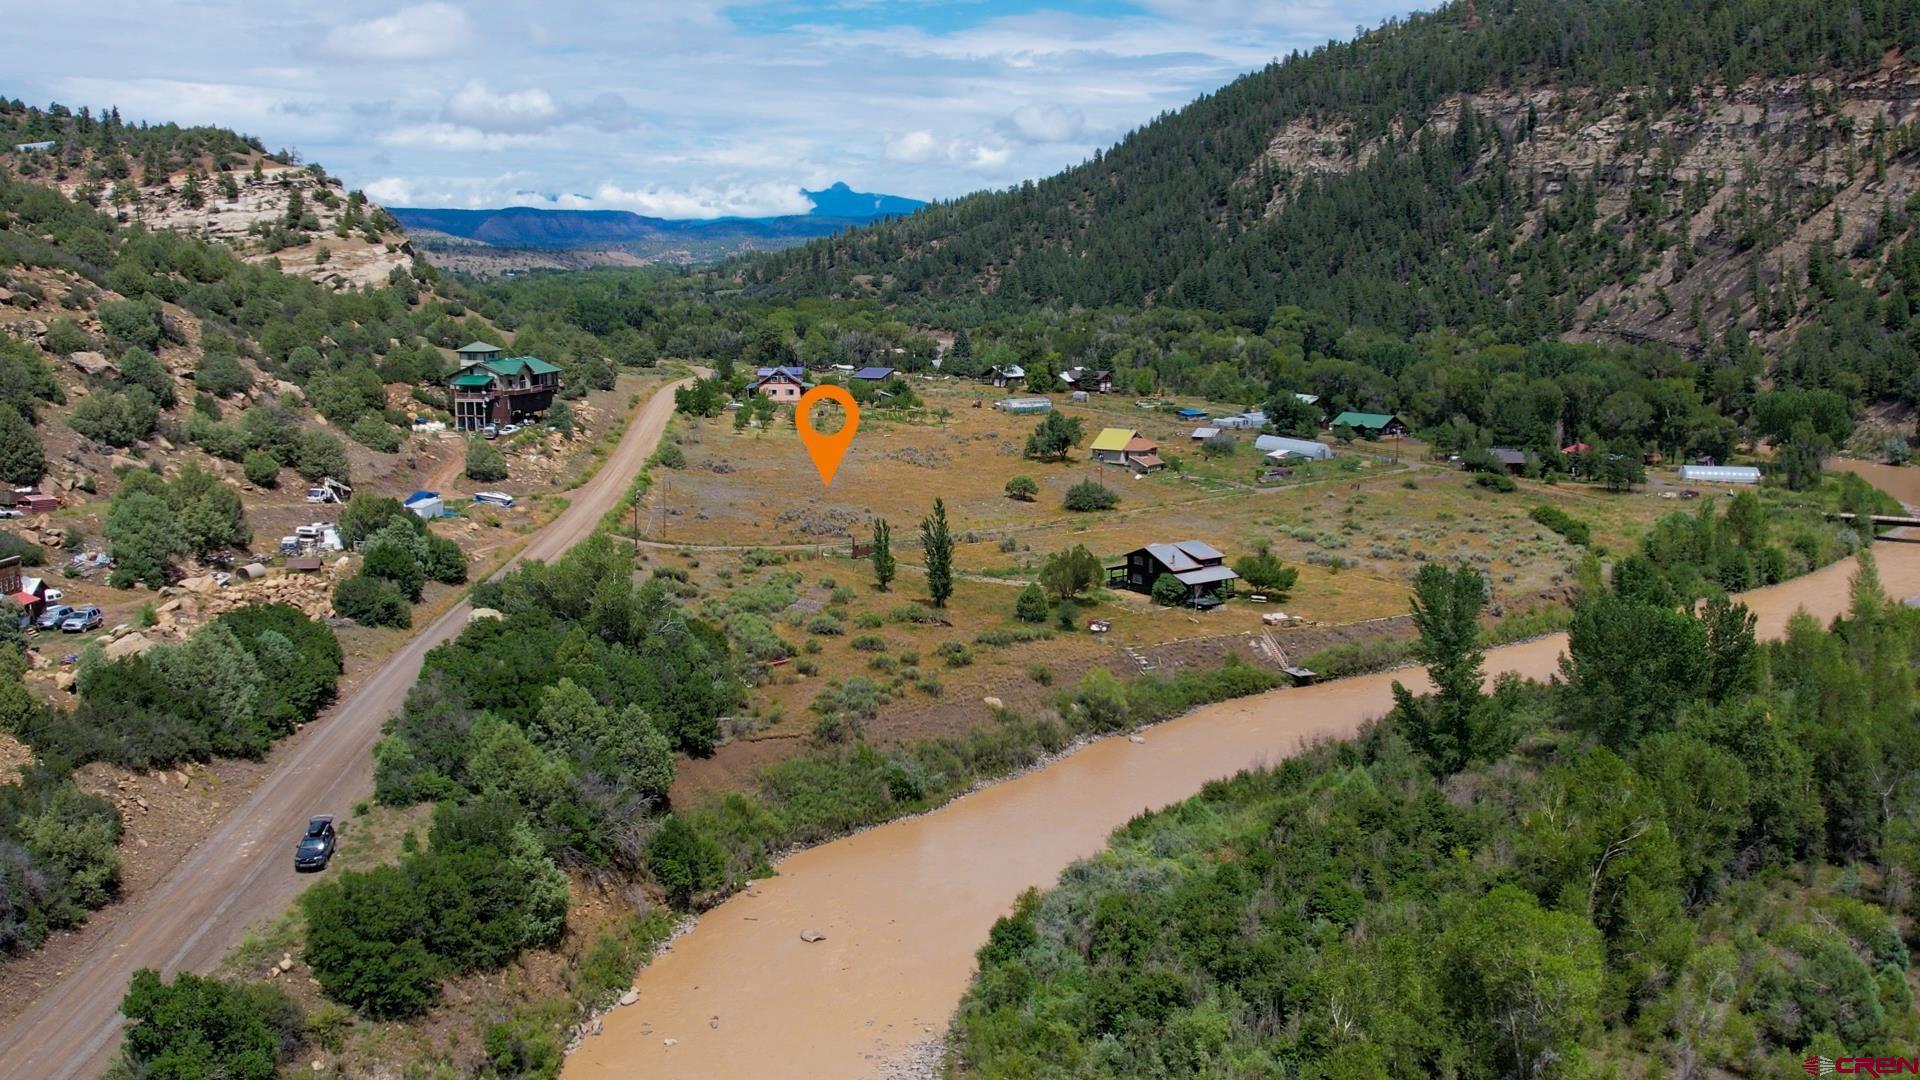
[{"x1": 748, "y1": 0, "x2": 1920, "y2": 371}]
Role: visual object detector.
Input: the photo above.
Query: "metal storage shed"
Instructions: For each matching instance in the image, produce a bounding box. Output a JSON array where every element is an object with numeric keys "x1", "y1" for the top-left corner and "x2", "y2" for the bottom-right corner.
[{"x1": 1676, "y1": 465, "x2": 1761, "y2": 484}]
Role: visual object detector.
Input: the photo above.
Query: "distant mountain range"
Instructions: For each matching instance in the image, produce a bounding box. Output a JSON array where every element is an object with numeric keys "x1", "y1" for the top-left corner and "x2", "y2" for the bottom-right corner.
[{"x1": 389, "y1": 182, "x2": 924, "y2": 264}]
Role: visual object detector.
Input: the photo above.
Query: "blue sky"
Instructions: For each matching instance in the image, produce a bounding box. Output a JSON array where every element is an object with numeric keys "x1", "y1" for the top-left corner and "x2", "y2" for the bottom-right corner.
[{"x1": 8, "y1": 0, "x2": 1421, "y2": 217}]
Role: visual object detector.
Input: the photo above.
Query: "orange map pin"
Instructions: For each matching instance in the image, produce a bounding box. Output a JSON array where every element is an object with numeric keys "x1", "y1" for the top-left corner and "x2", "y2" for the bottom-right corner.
[{"x1": 795, "y1": 384, "x2": 860, "y2": 488}]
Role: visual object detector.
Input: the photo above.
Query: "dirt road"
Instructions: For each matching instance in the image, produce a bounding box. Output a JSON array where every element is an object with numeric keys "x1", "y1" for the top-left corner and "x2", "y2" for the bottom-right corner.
[{"x1": 0, "y1": 374, "x2": 692, "y2": 1080}]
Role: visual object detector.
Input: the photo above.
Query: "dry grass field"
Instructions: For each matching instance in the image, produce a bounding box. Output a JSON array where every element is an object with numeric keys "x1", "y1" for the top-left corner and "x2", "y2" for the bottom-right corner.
[{"x1": 641, "y1": 379, "x2": 1684, "y2": 797}]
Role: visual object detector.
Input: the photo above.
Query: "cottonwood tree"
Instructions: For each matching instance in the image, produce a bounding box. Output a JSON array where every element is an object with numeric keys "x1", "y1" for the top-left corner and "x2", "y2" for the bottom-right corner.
[{"x1": 1388, "y1": 564, "x2": 1508, "y2": 774}]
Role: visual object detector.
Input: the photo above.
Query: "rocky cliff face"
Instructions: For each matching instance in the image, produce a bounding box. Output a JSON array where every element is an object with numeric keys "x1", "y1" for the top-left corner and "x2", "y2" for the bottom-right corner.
[
  {"x1": 1246, "y1": 56, "x2": 1920, "y2": 352},
  {"x1": 53, "y1": 159, "x2": 413, "y2": 291}
]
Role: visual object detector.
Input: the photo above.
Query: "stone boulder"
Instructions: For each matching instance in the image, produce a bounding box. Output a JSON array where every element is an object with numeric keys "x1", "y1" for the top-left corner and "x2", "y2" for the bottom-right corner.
[{"x1": 66, "y1": 351, "x2": 112, "y2": 376}]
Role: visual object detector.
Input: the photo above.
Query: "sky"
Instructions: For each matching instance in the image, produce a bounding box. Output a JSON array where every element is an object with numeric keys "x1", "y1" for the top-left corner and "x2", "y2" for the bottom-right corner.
[{"x1": 7, "y1": 0, "x2": 1420, "y2": 218}]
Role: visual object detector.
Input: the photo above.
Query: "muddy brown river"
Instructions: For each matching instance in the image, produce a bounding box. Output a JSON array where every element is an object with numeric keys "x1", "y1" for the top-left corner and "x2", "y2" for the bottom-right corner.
[{"x1": 568, "y1": 468, "x2": 1920, "y2": 1079}]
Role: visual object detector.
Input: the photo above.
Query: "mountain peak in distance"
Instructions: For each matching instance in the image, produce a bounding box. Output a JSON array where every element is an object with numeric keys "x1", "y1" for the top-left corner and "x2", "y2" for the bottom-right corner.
[{"x1": 803, "y1": 182, "x2": 924, "y2": 218}]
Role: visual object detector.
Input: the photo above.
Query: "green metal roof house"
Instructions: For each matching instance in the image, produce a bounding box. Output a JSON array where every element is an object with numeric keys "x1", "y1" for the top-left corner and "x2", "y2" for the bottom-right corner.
[
  {"x1": 1328, "y1": 411, "x2": 1408, "y2": 436},
  {"x1": 447, "y1": 350, "x2": 562, "y2": 430}
]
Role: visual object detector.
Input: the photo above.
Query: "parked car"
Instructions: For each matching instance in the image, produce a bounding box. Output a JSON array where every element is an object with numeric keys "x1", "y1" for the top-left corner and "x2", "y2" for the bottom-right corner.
[
  {"x1": 60, "y1": 606, "x2": 102, "y2": 633},
  {"x1": 293, "y1": 816, "x2": 336, "y2": 872},
  {"x1": 305, "y1": 488, "x2": 332, "y2": 503},
  {"x1": 482, "y1": 424, "x2": 499, "y2": 439},
  {"x1": 472, "y1": 491, "x2": 515, "y2": 508},
  {"x1": 498, "y1": 423, "x2": 521, "y2": 436},
  {"x1": 0, "y1": 508, "x2": 21, "y2": 519},
  {"x1": 35, "y1": 604, "x2": 73, "y2": 630}
]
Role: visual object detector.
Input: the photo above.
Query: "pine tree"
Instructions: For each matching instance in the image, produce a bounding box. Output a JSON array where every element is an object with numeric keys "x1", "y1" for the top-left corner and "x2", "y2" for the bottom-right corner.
[
  {"x1": 870, "y1": 518, "x2": 895, "y2": 592},
  {"x1": 919, "y1": 498, "x2": 953, "y2": 608}
]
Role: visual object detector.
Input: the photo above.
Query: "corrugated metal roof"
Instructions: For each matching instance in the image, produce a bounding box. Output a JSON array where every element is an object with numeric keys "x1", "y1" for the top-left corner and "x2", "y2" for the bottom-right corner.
[
  {"x1": 1144, "y1": 543, "x2": 1200, "y2": 572},
  {"x1": 1191, "y1": 427, "x2": 1220, "y2": 439},
  {"x1": 1175, "y1": 539, "x2": 1224, "y2": 561},
  {"x1": 1173, "y1": 565, "x2": 1239, "y2": 586},
  {"x1": 1331, "y1": 411, "x2": 1399, "y2": 429},
  {"x1": 457, "y1": 341, "x2": 503, "y2": 354},
  {"x1": 853, "y1": 366, "x2": 895, "y2": 380},
  {"x1": 1090, "y1": 428, "x2": 1137, "y2": 452}
]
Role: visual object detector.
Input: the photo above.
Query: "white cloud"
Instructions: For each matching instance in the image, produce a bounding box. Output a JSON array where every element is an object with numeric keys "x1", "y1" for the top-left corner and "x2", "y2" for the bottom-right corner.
[
  {"x1": 578, "y1": 180, "x2": 812, "y2": 219},
  {"x1": 443, "y1": 81, "x2": 561, "y2": 133},
  {"x1": 379, "y1": 123, "x2": 543, "y2": 151},
  {"x1": 884, "y1": 130, "x2": 939, "y2": 164},
  {"x1": 363, "y1": 176, "x2": 414, "y2": 204},
  {"x1": 1006, "y1": 104, "x2": 1085, "y2": 143},
  {"x1": 885, "y1": 130, "x2": 1009, "y2": 171},
  {"x1": 319, "y1": 3, "x2": 475, "y2": 63}
]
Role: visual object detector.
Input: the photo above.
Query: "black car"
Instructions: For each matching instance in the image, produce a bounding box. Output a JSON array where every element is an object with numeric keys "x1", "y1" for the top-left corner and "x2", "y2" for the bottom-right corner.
[{"x1": 294, "y1": 816, "x2": 336, "y2": 872}]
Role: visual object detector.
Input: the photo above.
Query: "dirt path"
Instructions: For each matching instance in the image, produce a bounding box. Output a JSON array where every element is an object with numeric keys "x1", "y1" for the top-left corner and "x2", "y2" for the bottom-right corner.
[
  {"x1": 0, "y1": 374, "x2": 694, "y2": 1080},
  {"x1": 567, "y1": 537, "x2": 1920, "y2": 1080}
]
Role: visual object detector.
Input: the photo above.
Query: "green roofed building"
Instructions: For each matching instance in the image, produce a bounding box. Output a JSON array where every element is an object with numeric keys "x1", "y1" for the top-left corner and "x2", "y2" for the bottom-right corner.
[
  {"x1": 447, "y1": 343, "x2": 562, "y2": 430},
  {"x1": 1328, "y1": 411, "x2": 1407, "y2": 437}
]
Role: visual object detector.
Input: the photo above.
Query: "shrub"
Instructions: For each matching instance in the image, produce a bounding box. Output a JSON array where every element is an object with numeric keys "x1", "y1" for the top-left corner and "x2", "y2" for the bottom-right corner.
[
  {"x1": 242, "y1": 451, "x2": 278, "y2": 487},
  {"x1": 349, "y1": 415, "x2": 404, "y2": 453},
  {"x1": 361, "y1": 523, "x2": 429, "y2": 600},
  {"x1": 294, "y1": 431, "x2": 351, "y2": 483},
  {"x1": 194, "y1": 353, "x2": 253, "y2": 397},
  {"x1": 333, "y1": 574, "x2": 411, "y2": 628},
  {"x1": 935, "y1": 640, "x2": 973, "y2": 668},
  {"x1": 117, "y1": 348, "x2": 175, "y2": 408},
  {"x1": 652, "y1": 442, "x2": 686, "y2": 469},
  {"x1": 1151, "y1": 573, "x2": 1187, "y2": 606},
  {"x1": 43, "y1": 318, "x2": 89, "y2": 355},
  {"x1": 465, "y1": 438, "x2": 509, "y2": 482},
  {"x1": 120, "y1": 969, "x2": 303, "y2": 1079},
  {"x1": 805, "y1": 613, "x2": 845, "y2": 636},
  {"x1": 0, "y1": 533, "x2": 45, "y2": 567},
  {"x1": 1063, "y1": 480, "x2": 1119, "y2": 511},
  {"x1": 647, "y1": 815, "x2": 726, "y2": 907},
  {"x1": 1004, "y1": 475, "x2": 1039, "y2": 501},
  {"x1": 0, "y1": 405, "x2": 44, "y2": 485},
  {"x1": 1473, "y1": 472, "x2": 1517, "y2": 493},
  {"x1": 68, "y1": 386, "x2": 159, "y2": 447},
  {"x1": 1529, "y1": 504, "x2": 1592, "y2": 546},
  {"x1": 300, "y1": 863, "x2": 444, "y2": 1019},
  {"x1": 1014, "y1": 582, "x2": 1049, "y2": 623},
  {"x1": 1231, "y1": 540, "x2": 1299, "y2": 596},
  {"x1": 850, "y1": 634, "x2": 888, "y2": 652}
]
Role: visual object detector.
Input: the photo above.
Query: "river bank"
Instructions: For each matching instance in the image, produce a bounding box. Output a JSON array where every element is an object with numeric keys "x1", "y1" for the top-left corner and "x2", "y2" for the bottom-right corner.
[{"x1": 566, "y1": 513, "x2": 1920, "y2": 1078}]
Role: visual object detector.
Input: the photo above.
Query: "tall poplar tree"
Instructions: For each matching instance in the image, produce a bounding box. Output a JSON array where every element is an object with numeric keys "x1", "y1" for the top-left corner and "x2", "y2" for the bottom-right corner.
[
  {"x1": 919, "y1": 499, "x2": 953, "y2": 608},
  {"x1": 869, "y1": 518, "x2": 895, "y2": 592}
]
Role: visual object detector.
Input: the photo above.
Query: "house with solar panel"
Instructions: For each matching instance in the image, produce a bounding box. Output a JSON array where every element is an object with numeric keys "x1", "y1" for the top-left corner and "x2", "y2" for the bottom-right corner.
[
  {"x1": 1109, "y1": 540, "x2": 1239, "y2": 608},
  {"x1": 447, "y1": 342, "x2": 562, "y2": 430}
]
